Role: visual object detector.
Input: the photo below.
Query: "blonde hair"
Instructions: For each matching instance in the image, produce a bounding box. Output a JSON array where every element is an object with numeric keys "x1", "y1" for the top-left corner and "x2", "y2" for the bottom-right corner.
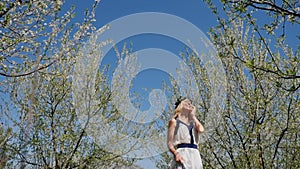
[{"x1": 173, "y1": 103, "x2": 183, "y2": 119}]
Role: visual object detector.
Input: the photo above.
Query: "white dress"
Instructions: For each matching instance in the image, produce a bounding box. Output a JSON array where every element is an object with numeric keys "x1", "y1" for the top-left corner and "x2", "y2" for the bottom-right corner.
[{"x1": 169, "y1": 119, "x2": 203, "y2": 169}]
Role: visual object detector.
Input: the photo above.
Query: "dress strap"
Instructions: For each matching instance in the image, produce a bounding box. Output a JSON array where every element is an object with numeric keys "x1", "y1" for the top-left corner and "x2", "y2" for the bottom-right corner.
[{"x1": 189, "y1": 125, "x2": 194, "y2": 144}]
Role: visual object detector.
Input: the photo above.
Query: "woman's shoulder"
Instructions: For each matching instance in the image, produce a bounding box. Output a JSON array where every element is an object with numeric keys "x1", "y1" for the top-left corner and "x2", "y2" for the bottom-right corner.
[{"x1": 168, "y1": 118, "x2": 177, "y2": 127}]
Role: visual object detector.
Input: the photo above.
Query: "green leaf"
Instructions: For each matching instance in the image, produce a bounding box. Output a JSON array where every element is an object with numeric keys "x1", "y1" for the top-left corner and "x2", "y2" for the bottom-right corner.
[{"x1": 246, "y1": 59, "x2": 255, "y2": 68}]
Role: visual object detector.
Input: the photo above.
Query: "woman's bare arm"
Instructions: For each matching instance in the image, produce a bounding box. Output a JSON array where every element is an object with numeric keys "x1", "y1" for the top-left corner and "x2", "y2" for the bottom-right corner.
[
  {"x1": 167, "y1": 118, "x2": 184, "y2": 164},
  {"x1": 167, "y1": 118, "x2": 177, "y2": 155},
  {"x1": 191, "y1": 106, "x2": 204, "y2": 133}
]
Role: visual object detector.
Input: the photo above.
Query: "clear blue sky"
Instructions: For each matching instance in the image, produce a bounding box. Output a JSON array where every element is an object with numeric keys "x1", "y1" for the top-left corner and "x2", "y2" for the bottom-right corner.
[{"x1": 90, "y1": 0, "x2": 218, "y2": 110}]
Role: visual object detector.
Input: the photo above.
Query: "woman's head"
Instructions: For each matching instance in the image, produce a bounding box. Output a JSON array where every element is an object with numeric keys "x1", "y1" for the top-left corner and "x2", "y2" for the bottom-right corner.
[{"x1": 173, "y1": 96, "x2": 193, "y2": 118}]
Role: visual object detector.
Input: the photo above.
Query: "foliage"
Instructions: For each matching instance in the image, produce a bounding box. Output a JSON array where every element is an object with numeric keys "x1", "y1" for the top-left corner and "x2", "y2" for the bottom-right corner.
[
  {"x1": 157, "y1": 0, "x2": 299, "y2": 168},
  {"x1": 202, "y1": 0, "x2": 300, "y2": 168},
  {"x1": 1, "y1": 0, "x2": 299, "y2": 168},
  {"x1": 0, "y1": 0, "x2": 135, "y2": 168}
]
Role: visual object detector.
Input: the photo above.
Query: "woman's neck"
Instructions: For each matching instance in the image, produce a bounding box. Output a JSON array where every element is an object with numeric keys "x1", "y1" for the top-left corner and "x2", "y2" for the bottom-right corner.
[{"x1": 178, "y1": 111, "x2": 190, "y2": 123}]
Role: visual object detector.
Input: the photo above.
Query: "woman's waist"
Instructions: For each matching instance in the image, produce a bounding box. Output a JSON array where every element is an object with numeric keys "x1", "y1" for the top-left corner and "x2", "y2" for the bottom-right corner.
[{"x1": 175, "y1": 143, "x2": 198, "y2": 149}]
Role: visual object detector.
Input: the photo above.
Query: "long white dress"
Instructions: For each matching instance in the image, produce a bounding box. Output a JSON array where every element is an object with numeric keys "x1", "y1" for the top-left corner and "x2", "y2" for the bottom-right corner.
[{"x1": 169, "y1": 119, "x2": 203, "y2": 169}]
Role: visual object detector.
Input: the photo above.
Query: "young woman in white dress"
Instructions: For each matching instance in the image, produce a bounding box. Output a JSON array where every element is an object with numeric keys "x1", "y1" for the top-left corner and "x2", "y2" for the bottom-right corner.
[{"x1": 167, "y1": 96, "x2": 205, "y2": 169}]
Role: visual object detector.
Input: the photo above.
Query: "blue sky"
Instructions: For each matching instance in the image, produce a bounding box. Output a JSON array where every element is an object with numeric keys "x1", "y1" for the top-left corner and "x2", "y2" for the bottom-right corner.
[
  {"x1": 91, "y1": 0, "x2": 218, "y2": 110},
  {"x1": 94, "y1": 0, "x2": 217, "y2": 31}
]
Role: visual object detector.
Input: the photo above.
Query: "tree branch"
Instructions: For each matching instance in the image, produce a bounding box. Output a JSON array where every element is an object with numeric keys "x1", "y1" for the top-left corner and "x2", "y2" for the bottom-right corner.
[
  {"x1": 271, "y1": 92, "x2": 293, "y2": 164},
  {"x1": 249, "y1": 0, "x2": 300, "y2": 18},
  {"x1": 0, "y1": 61, "x2": 55, "y2": 77},
  {"x1": 0, "y1": 0, "x2": 24, "y2": 18}
]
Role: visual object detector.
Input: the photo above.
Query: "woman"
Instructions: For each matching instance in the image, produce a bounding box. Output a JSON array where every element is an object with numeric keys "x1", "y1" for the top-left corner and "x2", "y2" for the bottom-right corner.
[{"x1": 167, "y1": 96, "x2": 205, "y2": 169}]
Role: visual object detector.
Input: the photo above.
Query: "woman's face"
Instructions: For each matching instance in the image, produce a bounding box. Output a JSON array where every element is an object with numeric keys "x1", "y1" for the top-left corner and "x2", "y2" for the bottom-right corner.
[{"x1": 181, "y1": 99, "x2": 193, "y2": 112}]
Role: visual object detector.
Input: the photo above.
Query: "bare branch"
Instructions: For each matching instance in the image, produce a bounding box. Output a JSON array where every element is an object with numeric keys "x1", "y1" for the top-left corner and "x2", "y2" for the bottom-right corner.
[{"x1": 0, "y1": 61, "x2": 55, "y2": 77}]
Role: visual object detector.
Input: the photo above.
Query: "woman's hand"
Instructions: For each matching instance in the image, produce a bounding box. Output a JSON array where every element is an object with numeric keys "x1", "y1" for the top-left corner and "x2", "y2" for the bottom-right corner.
[
  {"x1": 175, "y1": 152, "x2": 184, "y2": 164},
  {"x1": 189, "y1": 105, "x2": 205, "y2": 133},
  {"x1": 189, "y1": 105, "x2": 197, "y2": 119}
]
